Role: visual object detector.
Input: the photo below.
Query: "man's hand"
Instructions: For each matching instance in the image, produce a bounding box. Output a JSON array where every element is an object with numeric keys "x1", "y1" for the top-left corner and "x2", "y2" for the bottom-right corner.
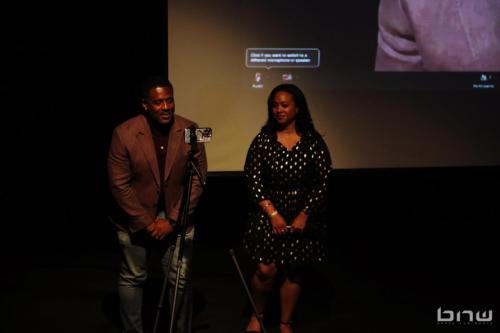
[{"x1": 146, "y1": 218, "x2": 174, "y2": 240}]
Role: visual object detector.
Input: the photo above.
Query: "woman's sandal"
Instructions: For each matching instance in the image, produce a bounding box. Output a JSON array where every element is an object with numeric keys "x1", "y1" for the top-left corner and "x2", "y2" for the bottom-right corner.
[
  {"x1": 245, "y1": 313, "x2": 264, "y2": 333},
  {"x1": 279, "y1": 320, "x2": 294, "y2": 333}
]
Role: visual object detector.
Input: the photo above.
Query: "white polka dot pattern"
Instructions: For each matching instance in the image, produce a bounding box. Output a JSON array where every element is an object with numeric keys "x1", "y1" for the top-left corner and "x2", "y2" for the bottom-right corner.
[{"x1": 243, "y1": 131, "x2": 333, "y2": 265}]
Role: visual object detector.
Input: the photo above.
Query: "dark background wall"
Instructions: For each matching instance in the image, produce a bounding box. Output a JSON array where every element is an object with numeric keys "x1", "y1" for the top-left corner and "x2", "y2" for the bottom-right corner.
[
  {"x1": 3, "y1": 1, "x2": 168, "y2": 248},
  {"x1": 2, "y1": 2, "x2": 499, "y2": 329}
]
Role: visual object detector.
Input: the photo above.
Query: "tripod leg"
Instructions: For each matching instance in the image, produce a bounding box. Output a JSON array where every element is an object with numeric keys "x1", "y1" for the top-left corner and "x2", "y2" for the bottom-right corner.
[
  {"x1": 168, "y1": 285, "x2": 193, "y2": 333},
  {"x1": 152, "y1": 241, "x2": 175, "y2": 333},
  {"x1": 229, "y1": 249, "x2": 267, "y2": 333},
  {"x1": 168, "y1": 228, "x2": 195, "y2": 333}
]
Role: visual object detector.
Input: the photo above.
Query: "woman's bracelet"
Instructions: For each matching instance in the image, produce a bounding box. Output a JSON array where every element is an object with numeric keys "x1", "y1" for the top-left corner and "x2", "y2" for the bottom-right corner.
[{"x1": 269, "y1": 210, "x2": 278, "y2": 219}]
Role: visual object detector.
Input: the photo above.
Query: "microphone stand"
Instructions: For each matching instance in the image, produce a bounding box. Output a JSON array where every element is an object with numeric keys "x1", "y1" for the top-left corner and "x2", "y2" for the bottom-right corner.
[
  {"x1": 153, "y1": 129, "x2": 206, "y2": 333},
  {"x1": 229, "y1": 249, "x2": 267, "y2": 333}
]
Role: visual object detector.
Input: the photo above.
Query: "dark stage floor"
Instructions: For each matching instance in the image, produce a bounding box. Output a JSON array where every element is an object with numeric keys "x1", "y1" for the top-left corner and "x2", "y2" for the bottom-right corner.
[{"x1": 2, "y1": 229, "x2": 498, "y2": 333}]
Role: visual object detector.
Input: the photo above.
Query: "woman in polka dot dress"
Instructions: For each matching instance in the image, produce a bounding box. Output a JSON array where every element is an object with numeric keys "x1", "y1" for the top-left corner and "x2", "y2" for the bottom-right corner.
[{"x1": 243, "y1": 84, "x2": 333, "y2": 333}]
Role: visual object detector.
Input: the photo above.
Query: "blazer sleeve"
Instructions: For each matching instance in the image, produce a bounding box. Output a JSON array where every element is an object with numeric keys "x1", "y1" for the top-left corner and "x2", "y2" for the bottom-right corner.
[{"x1": 107, "y1": 128, "x2": 155, "y2": 232}]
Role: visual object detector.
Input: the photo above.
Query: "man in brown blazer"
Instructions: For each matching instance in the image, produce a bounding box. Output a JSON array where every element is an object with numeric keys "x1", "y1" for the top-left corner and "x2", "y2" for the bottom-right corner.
[{"x1": 108, "y1": 77, "x2": 207, "y2": 333}]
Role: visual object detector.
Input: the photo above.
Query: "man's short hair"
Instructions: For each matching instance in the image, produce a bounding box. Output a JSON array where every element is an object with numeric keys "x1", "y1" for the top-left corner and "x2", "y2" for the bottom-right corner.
[{"x1": 141, "y1": 76, "x2": 173, "y2": 99}]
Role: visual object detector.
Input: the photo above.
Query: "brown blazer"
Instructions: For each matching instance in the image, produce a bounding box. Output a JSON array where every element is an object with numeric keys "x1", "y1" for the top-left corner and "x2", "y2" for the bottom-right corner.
[{"x1": 108, "y1": 114, "x2": 207, "y2": 233}]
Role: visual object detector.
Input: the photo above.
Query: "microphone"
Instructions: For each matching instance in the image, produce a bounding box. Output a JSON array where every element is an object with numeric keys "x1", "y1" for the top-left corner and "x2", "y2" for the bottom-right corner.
[
  {"x1": 187, "y1": 125, "x2": 196, "y2": 139},
  {"x1": 184, "y1": 126, "x2": 210, "y2": 183},
  {"x1": 189, "y1": 126, "x2": 197, "y2": 151},
  {"x1": 184, "y1": 127, "x2": 213, "y2": 144}
]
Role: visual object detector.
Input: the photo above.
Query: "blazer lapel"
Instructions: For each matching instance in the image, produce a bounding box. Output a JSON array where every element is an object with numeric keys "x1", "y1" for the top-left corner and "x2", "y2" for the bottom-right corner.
[
  {"x1": 137, "y1": 116, "x2": 161, "y2": 187},
  {"x1": 164, "y1": 116, "x2": 183, "y2": 180}
]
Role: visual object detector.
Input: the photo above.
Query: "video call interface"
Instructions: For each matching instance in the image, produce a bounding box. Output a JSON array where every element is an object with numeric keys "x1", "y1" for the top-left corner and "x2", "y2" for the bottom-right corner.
[
  {"x1": 242, "y1": 1, "x2": 499, "y2": 92},
  {"x1": 169, "y1": 0, "x2": 500, "y2": 171}
]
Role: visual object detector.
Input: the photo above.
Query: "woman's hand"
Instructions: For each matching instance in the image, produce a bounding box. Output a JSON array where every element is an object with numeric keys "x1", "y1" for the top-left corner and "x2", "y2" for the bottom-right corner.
[
  {"x1": 290, "y1": 211, "x2": 308, "y2": 233},
  {"x1": 260, "y1": 200, "x2": 288, "y2": 235},
  {"x1": 270, "y1": 213, "x2": 288, "y2": 235}
]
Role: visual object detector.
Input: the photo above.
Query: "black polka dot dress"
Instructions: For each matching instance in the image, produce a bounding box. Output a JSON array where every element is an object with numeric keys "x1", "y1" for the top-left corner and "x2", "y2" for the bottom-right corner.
[{"x1": 243, "y1": 130, "x2": 333, "y2": 265}]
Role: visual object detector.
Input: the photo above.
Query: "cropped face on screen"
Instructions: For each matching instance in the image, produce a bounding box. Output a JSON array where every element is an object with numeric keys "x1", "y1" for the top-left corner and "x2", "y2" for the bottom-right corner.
[
  {"x1": 272, "y1": 91, "x2": 298, "y2": 128},
  {"x1": 169, "y1": 0, "x2": 500, "y2": 170},
  {"x1": 375, "y1": 0, "x2": 500, "y2": 72}
]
